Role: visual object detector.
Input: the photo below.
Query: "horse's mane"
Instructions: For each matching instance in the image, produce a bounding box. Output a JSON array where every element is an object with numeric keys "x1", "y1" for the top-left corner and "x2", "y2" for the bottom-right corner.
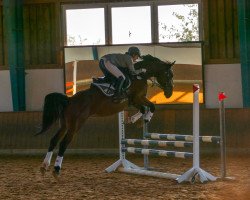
[
  {"x1": 141, "y1": 54, "x2": 162, "y2": 63},
  {"x1": 141, "y1": 54, "x2": 173, "y2": 65}
]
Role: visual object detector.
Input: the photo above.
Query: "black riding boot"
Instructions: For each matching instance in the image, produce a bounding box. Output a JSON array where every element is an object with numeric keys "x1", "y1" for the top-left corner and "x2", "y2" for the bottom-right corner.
[{"x1": 113, "y1": 77, "x2": 126, "y2": 102}]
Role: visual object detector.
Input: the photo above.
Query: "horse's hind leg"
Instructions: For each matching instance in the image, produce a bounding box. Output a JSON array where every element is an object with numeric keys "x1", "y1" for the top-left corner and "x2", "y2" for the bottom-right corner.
[
  {"x1": 40, "y1": 123, "x2": 67, "y2": 175},
  {"x1": 52, "y1": 115, "x2": 89, "y2": 178},
  {"x1": 52, "y1": 126, "x2": 77, "y2": 178},
  {"x1": 52, "y1": 102, "x2": 91, "y2": 178}
]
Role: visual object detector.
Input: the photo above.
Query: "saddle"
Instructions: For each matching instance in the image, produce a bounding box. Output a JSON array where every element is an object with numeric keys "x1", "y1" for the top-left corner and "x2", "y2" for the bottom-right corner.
[
  {"x1": 91, "y1": 76, "x2": 131, "y2": 97},
  {"x1": 91, "y1": 77, "x2": 115, "y2": 97}
]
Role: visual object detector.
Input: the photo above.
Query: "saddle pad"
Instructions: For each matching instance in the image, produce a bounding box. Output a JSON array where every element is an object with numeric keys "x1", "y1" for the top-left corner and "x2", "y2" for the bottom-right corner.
[{"x1": 92, "y1": 83, "x2": 115, "y2": 97}]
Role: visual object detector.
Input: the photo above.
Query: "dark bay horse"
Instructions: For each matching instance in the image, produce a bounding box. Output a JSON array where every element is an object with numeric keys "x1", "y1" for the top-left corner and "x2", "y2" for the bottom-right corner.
[{"x1": 38, "y1": 54, "x2": 175, "y2": 178}]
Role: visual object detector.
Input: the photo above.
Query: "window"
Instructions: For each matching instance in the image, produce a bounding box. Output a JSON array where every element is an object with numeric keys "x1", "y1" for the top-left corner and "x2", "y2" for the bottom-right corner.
[
  {"x1": 158, "y1": 4, "x2": 199, "y2": 42},
  {"x1": 111, "y1": 6, "x2": 151, "y2": 44},
  {"x1": 66, "y1": 8, "x2": 105, "y2": 46}
]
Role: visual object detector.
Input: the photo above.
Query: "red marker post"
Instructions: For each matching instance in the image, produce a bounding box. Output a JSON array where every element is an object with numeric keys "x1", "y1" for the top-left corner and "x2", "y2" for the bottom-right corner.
[{"x1": 218, "y1": 92, "x2": 227, "y2": 179}]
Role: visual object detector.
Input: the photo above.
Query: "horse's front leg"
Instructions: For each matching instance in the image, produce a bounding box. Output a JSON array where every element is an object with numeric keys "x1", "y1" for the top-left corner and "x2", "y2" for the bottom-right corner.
[
  {"x1": 129, "y1": 110, "x2": 143, "y2": 123},
  {"x1": 131, "y1": 96, "x2": 155, "y2": 123},
  {"x1": 139, "y1": 98, "x2": 155, "y2": 122}
]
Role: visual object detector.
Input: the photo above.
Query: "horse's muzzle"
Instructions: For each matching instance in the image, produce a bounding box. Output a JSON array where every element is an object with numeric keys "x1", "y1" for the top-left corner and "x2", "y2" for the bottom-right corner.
[{"x1": 164, "y1": 86, "x2": 173, "y2": 98}]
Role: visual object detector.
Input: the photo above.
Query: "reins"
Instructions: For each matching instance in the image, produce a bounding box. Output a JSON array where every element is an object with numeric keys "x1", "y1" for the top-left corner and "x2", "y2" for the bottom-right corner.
[{"x1": 148, "y1": 77, "x2": 164, "y2": 89}]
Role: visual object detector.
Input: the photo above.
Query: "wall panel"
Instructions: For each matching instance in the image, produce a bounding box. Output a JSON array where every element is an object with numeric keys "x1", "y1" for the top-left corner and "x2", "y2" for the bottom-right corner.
[
  {"x1": 0, "y1": 5, "x2": 4, "y2": 68},
  {"x1": 204, "y1": 0, "x2": 240, "y2": 64},
  {"x1": 23, "y1": 3, "x2": 58, "y2": 69}
]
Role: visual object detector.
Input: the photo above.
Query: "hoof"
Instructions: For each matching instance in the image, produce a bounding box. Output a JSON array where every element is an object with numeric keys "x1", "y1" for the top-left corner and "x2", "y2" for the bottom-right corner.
[
  {"x1": 52, "y1": 171, "x2": 60, "y2": 181},
  {"x1": 40, "y1": 166, "x2": 47, "y2": 176},
  {"x1": 52, "y1": 166, "x2": 61, "y2": 180},
  {"x1": 40, "y1": 163, "x2": 49, "y2": 176}
]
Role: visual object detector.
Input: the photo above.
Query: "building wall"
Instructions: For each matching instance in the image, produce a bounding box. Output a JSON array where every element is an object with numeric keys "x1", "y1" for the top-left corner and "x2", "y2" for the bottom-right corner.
[
  {"x1": 202, "y1": 0, "x2": 242, "y2": 108},
  {"x1": 25, "y1": 69, "x2": 64, "y2": 110},
  {"x1": 0, "y1": 70, "x2": 12, "y2": 111},
  {"x1": 0, "y1": 69, "x2": 64, "y2": 111},
  {"x1": 65, "y1": 46, "x2": 202, "y2": 65},
  {"x1": 0, "y1": 0, "x2": 242, "y2": 64},
  {"x1": 203, "y1": 0, "x2": 240, "y2": 64},
  {"x1": 0, "y1": 0, "x2": 248, "y2": 154},
  {"x1": 0, "y1": 5, "x2": 4, "y2": 68},
  {"x1": 205, "y1": 64, "x2": 243, "y2": 108},
  {"x1": 0, "y1": 0, "x2": 244, "y2": 110},
  {"x1": 0, "y1": 109, "x2": 249, "y2": 154}
]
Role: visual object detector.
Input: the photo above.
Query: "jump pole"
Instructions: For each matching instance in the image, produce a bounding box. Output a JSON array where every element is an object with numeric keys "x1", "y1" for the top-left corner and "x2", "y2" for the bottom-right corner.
[
  {"x1": 219, "y1": 92, "x2": 227, "y2": 179},
  {"x1": 106, "y1": 84, "x2": 217, "y2": 183},
  {"x1": 105, "y1": 111, "x2": 180, "y2": 180},
  {"x1": 73, "y1": 60, "x2": 78, "y2": 95},
  {"x1": 177, "y1": 84, "x2": 217, "y2": 183},
  {"x1": 105, "y1": 112, "x2": 141, "y2": 173},
  {"x1": 218, "y1": 92, "x2": 234, "y2": 180},
  {"x1": 143, "y1": 107, "x2": 149, "y2": 169}
]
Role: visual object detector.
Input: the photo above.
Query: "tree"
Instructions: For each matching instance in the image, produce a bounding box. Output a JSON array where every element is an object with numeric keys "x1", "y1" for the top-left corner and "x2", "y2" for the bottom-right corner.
[
  {"x1": 67, "y1": 35, "x2": 101, "y2": 46},
  {"x1": 159, "y1": 4, "x2": 199, "y2": 42}
]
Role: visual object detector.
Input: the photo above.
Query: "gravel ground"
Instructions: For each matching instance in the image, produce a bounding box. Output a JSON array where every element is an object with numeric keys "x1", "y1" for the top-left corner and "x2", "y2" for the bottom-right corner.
[{"x1": 0, "y1": 154, "x2": 249, "y2": 200}]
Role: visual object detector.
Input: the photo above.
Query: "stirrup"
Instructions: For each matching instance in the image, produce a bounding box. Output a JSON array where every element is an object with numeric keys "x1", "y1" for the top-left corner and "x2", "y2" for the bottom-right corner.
[{"x1": 92, "y1": 77, "x2": 108, "y2": 83}]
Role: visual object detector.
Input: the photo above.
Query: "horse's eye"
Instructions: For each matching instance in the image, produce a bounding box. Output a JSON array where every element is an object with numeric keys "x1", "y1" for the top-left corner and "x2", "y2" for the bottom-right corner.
[{"x1": 166, "y1": 71, "x2": 173, "y2": 78}]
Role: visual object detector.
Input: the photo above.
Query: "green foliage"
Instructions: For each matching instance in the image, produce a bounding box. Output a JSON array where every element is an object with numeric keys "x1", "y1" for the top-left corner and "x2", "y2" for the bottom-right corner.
[
  {"x1": 159, "y1": 4, "x2": 199, "y2": 42},
  {"x1": 67, "y1": 35, "x2": 100, "y2": 46}
]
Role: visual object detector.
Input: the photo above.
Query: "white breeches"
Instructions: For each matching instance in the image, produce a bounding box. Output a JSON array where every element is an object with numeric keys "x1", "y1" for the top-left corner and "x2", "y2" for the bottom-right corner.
[{"x1": 103, "y1": 59, "x2": 125, "y2": 79}]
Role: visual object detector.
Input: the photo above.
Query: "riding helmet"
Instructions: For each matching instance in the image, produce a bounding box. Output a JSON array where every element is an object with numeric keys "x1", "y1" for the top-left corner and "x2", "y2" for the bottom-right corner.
[{"x1": 127, "y1": 46, "x2": 142, "y2": 58}]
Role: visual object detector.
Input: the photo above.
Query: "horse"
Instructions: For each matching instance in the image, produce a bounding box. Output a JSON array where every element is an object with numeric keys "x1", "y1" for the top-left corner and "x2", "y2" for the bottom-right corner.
[{"x1": 38, "y1": 54, "x2": 175, "y2": 178}]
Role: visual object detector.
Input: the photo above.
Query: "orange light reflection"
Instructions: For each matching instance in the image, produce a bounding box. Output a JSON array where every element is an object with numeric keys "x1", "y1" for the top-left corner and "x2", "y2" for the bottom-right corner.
[{"x1": 150, "y1": 91, "x2": 204, "y2": 104}]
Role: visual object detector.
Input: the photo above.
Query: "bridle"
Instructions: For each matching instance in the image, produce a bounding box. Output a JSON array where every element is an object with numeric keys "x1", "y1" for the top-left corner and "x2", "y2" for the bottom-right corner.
[
  {"x1": 135, "y1": 59, "x2": 174, "y2": 90},
  {"x1": 148, "y1": 78, "x2": 163, "y2": 89},
  {"x1": 148, "y1": 69, "x2": 174, "y2": 90}
]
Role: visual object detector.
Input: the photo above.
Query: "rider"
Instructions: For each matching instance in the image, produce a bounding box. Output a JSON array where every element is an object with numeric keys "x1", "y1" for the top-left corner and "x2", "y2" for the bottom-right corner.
[{"x1": 99, "y1": 46, "x2": 142, "y2": 100}]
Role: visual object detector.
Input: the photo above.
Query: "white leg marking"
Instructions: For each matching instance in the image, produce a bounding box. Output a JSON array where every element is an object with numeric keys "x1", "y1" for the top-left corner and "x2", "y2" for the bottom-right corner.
[
  {"x1": 144, "y1": 111, "x2": 154, "y2": 122},
  {"x1": 130, "y1": 111, "x2": 143, "y2": 123},
  {"x1": 43, "y1": 151, "x2": 53, "y2": 169},
  {"x1": 54, "y1": 156, "x2": 64, "y2": 168}
]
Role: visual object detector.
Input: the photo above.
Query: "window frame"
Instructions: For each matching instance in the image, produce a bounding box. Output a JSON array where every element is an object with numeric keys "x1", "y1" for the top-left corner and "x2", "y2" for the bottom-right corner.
[
  {"x1": 61, "y1": 3, "x2": 108, "y2": 46},
  {"x1": 62, "y1": 0, "x2": 202, "y2": 47},
  {"x1": 107, "y1": 1, "x2": 154, "y2": 45},
  {"x1": 156, "y1": 0, "x2": 202, "y2": 43}
]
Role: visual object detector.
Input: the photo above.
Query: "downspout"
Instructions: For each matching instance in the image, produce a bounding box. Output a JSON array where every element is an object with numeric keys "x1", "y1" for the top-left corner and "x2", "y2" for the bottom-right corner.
[
  {"x1": 92, "y1": 46, "x2": 99, "y2": 60},
  {"x1": 3, "y1": 0, "x2": 25, "y2": 111},
  {"x1": 238, "y1": 0, "x2": 250, "y2": 107}
]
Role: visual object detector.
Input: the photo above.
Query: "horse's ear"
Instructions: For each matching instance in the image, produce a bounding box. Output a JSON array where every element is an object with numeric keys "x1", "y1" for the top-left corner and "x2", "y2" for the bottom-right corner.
[{"x1": 171, "y1": 61, "x2": 176, "y2": 66}]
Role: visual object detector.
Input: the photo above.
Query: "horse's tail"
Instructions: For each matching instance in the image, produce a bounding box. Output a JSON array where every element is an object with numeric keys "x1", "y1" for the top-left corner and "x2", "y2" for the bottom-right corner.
[{"x1": 36, "y1": 92, "x2": 69, "y2": 135}]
